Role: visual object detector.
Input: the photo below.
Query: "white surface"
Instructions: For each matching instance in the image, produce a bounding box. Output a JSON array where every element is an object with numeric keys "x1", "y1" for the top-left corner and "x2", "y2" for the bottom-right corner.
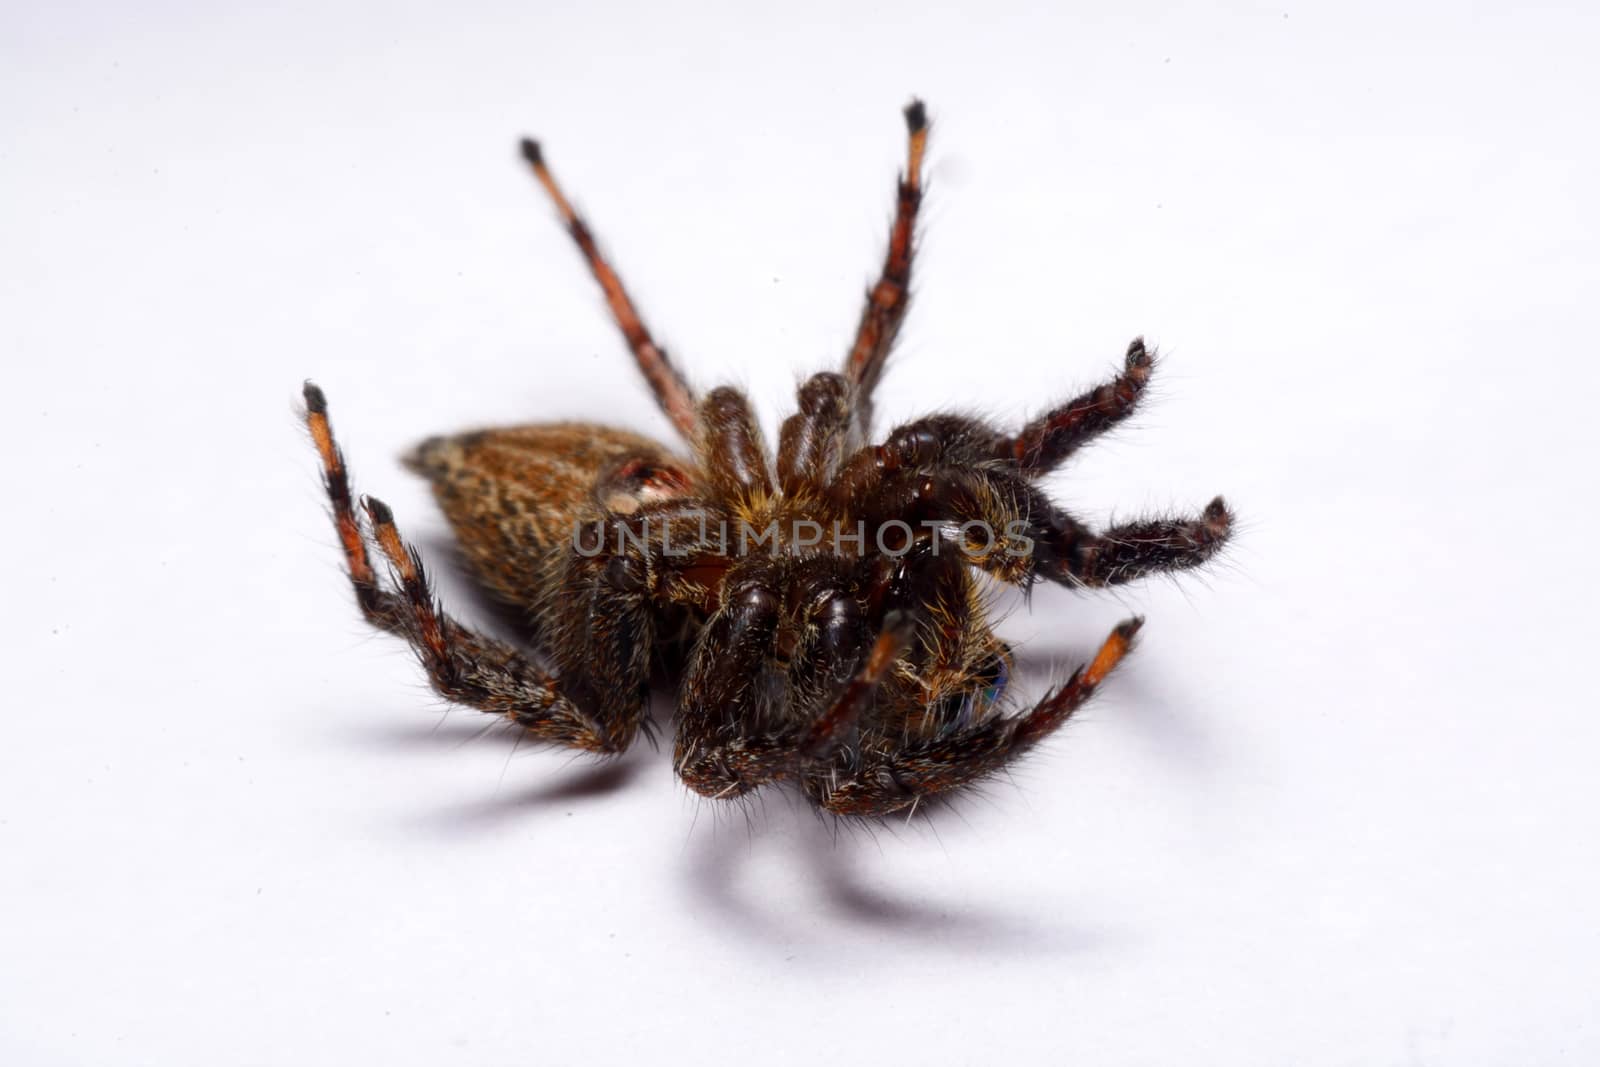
[{"x1": 5, "y1": 2, "x2": 1598, "y2": 1064}]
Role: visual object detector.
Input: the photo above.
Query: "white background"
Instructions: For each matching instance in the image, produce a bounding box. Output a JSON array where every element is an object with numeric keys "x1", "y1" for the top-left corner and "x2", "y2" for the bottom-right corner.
[{"x1": 5, "y1": 2, "x2": 1598, "y2": 1064}]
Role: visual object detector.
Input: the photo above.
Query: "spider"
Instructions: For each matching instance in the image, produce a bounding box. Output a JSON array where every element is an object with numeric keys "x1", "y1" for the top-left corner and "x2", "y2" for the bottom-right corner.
[{"x1": 302, "y1": 100, "x2": 1232, "y2": 817}]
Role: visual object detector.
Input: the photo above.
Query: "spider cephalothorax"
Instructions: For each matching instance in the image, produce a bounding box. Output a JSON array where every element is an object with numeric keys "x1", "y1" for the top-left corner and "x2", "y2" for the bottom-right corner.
[{"x1": 303, "y1": 100, "x2": 1231, "y2": 816}]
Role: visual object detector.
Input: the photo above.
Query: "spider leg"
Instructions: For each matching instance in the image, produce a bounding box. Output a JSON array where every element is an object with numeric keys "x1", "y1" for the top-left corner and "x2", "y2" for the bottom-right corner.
[
  {"x1": 777, "y1": 372, "x2": 851, "y2": 495},
  {"x1": 997, "y1": 337, "x2": 1154, "y2": 475},
  {"x1": 852, "y1": 464, "x2": 1046, "y2": 588},
  {"x1": 842, "y1": 100, "x2": 928, "y2": 443},
  {"x1": 835, "y1": 338, "x2": 1152, "y2": 479},
  {"x1": 1033, "y1": 497, "x2": 1233, "y2": 588},
  {"x1": 304, "y1": 382, "x2": 388, "y2": 625},
  {"x1": 542, "y1": 513, "x2": 680, "y2": 744},
  {"x1": 303, "y1": 384, "x2": 637, "y2": 754},
  {"x1": 519, "y1": 139, "x2": 698, "y2": 441},
  {"x1": 838, "y1": 439, "x2": 1232, "y2": 590},
  {"x1": 696, "y1": 386, "x2": 773, "y2": 503},
  {"x1": 675, "y1": 599, "x2": 915, "y2": 801},
  {"x1": 806, "y1": 618, "x2": 1142, "y2": 816}
]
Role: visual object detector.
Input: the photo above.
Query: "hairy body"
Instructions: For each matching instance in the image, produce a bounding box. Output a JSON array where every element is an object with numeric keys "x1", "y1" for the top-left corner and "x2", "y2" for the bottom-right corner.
[{"x1": 304, "y1": 101, "x2": 1231, "y2": 816}]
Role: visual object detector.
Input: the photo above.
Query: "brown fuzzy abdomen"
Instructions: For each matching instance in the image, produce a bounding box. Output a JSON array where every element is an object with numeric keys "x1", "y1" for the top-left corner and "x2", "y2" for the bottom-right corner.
[{"x1": 405, "y1": 422, "x2": 693, "y2": 620}]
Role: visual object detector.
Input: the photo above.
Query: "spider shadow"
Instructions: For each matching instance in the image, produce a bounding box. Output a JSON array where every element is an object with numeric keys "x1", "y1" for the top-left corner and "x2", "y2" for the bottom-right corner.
[
  {"x1": 680, "y1": 791, "x2": 1120, "y2": 959},
  {"x1": 401, "y1": 755, "x2": 649, "y2": 835},
  {"x1": 350, "y1": 694, "x2": 671, "y2": 837}
]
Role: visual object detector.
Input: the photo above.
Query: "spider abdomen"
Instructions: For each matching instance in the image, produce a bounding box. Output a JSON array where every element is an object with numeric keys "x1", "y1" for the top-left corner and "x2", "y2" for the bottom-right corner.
[{"x1": 405, "y1": 422, "x2": 696, "y2": 617}]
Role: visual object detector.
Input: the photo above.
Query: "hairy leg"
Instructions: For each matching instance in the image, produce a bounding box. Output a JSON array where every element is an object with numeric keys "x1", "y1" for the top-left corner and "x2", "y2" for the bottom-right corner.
[
  {"x1": 998, "y1": 337, "x2": 1154, "y2": 474},
  {"x1": 853, "y1": 464, "x2": 1048, "y2": 587},
  {"x1": 837, "y1": 438, "x2": 1231, "y2": 591},
  {"x1": 304, "y1": 382, "x2": 387, "y2": 623},
  {"x1": 777, "y1": 372, "x2": 851, "y2": 495},
  {"x1": 806, "y1": 618, "x2": 1142, "y2": 816},
  {"x1": 844, "y1": 338, "x2": 1152, "y2": 479},
  {"x1": 1032, "y1": 497, "x2": 1233, "y2": 588},
  {"x1": 842, "y1": 100, "x2": 928, "y2": 442},
  {"x1": 303, "y1": 384, "x2": 642, "y2": 753},
  {"x1": 519, "y1": 139, "x2": 698, "y2": 440},
  {"x1": 696, "y1": 386, "x2": 773, "y2": 503},
  {"x1": 675, "y1": 588, "x2": 915, "y2": 800}
]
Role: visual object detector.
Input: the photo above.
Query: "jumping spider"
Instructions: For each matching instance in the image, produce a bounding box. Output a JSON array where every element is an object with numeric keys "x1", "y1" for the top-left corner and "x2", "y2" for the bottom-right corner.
[{"x1": 303, "y1": 100, "x2": 1232, "y2": 817}]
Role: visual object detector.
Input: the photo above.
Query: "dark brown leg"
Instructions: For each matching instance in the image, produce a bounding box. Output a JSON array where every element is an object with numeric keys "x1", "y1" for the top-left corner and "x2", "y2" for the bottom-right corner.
[
  {"x1": 777, "y1": 372, "x2": 851, "y2": 495},
  {"x1": 998, "y1": 337, "x2": 1154, "y2": 474},
  {"x1": 854, "y1": 464, "x2": 1045, "y2": 588},
  {"x1": 696, "y1": 386, "x2": 773, "y2": 502},
  {"x1": 675, "y1": 607, "x2": 915, "y2": 800},
  {"x1": 807, "y1": 618, "x2": 1142, "y2": 816},
  {"x1": 519, "y1": 139, "x2": 699, "y2": 441},
  {"x1": 1034, "y1": 497, "x2": 1234, "y2": 588}
]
